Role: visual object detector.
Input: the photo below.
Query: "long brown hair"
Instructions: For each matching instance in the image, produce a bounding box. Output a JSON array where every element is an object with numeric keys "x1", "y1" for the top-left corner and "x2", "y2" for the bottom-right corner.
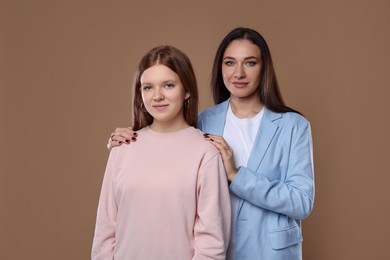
[
  {"x1": 211, "y1": 27, "x2": 301, "y2": 114},
  {"x1": 132, "y1": 45, "x2": 199, "y2": 131}
]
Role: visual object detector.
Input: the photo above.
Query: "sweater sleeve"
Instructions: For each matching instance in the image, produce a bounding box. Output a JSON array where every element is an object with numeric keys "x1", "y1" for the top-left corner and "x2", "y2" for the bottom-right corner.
[
  {"x1": 91, "y1": 149, "x2": 119, "y2": 260},
  {"x1": 230, "y1": 122, "x2": 315, "y2": 220},
  {"x1": 193, "y1": 152, "x2": 231, "y2": 260}
]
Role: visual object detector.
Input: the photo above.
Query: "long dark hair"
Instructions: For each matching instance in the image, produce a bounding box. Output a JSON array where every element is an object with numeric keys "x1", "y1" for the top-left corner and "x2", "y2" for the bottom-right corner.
[
  {"x1": 211, "y1": 27, "x2": 301, "y2": 114},
  {"x1": 132, "y1": 45, "x2": 199, "y2": 131}
]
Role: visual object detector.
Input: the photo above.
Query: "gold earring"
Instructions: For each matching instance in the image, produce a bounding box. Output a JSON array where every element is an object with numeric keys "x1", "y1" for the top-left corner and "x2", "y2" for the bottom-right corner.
[
  {"x1": 184, "y1": 99, "x2": 190, "y2": 109},
  {"x1": 141, "y1": 103, "x2": 147, "y2": 112}
]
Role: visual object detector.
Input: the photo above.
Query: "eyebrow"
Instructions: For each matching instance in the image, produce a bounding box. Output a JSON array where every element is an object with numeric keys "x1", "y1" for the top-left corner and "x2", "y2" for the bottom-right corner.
[
  {"x1": 141, "y1": 79, "x2": 177, "y2": 85},
  {"x1": 223, "y1": 56, "x2": 259, "y2": 60}
]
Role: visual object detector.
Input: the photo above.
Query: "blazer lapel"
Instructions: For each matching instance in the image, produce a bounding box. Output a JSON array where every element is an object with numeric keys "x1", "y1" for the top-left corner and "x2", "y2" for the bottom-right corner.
[
  {"x1": 236, "y1": 108, "x2": 282, "y2": 215},
  {"x1": 206, "y1": 100, "x2": 229, "y2": 136},
  {"x1": 246, "y1": 108, "x2": 282, "y2": 172}
]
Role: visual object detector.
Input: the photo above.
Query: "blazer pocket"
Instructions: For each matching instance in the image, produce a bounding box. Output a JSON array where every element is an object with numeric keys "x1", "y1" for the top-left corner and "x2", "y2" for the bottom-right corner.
[{"x1": 269, "y1": 225, "x2": 303, "y2": 250}]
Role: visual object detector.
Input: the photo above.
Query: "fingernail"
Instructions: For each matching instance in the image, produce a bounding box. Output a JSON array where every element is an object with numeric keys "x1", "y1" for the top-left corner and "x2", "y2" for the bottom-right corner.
[
  {"x1": 131, "y1": 137, "x2": 137, "y2": 141},
  {"x1": 210, "y1": 138, "x2": 214, "y2": 141},
  {"x1": 133, "y1": 132, "x2": 138, "y2": 137},
  {"x1": 125, "y1": 139, "x2": 130, "y2": 144},
  {"x1": 119, "y1": 141, "x2": 123, "y2": 144},
  {"x1": 203, "y1": 133, "x2": 209, "y2": 137}
]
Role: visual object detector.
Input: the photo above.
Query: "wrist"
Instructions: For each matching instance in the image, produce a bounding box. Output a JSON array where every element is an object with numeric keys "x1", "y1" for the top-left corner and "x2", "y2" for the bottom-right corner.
[{"x1": 227, "y1": 168, "x2": 238, "y2": 182}]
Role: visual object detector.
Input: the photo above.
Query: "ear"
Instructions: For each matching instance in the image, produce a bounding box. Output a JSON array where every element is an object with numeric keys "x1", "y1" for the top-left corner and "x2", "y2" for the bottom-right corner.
[{"x1": 185, "y1": 92, "x2": 190, "y2": 100}]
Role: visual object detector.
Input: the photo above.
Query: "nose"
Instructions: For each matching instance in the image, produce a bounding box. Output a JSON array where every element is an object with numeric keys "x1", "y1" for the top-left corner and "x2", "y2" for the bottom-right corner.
[
  {"x1": 153, "y1": 88, "x2": 164, "y2": 101},
  {"x1": 234, "y1": 65, "x2": 246, "y2": 79}
]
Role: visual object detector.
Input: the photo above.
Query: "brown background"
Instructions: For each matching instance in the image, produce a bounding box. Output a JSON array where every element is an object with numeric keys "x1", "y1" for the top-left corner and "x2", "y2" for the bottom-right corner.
[{"x1": 1, "y1": 0, "x2": 389, "y2": 259}]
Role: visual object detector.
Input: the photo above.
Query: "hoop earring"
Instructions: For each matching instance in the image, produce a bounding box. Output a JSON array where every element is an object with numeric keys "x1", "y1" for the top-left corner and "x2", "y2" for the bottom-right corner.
[
  {"x1": 141, "y1": 103, "x2": 147, "y2": 112},
  {"x1": 184, "y1": 99, "x2": 190, "y2": 109}
]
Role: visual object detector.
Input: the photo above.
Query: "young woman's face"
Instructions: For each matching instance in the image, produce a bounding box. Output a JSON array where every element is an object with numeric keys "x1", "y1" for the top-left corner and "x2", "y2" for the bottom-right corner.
[
  {"x1": 140, "y1": 64, "x2": 190, "y2": 128},
  {"x1": 222, "y1": 39, "x2": 262, "y2": 100}
]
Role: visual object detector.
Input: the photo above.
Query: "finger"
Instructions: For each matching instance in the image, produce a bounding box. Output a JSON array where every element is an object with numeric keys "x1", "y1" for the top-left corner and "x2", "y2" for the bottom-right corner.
[
  {"x1": 111, "y1": 127, "x2": 137, "y2": 142},
  {"x1": 209, "y1": 139, "x2": 231, "y2": 154},
  {"x1": 115, "y1": 127, "x2": 134, "y2": 134},
  {"x1": 115, "y1": 127, "x2": 137, "y2": 139},
  {"x1": 110, "y1": 134, "x2": 125, "y2": 143},
  {"x1": 110, "y1": 134, "x2": 137, "y2": 145},
  {"x1": 107, "y1": 138, "x2": 123, "y2": 151},
  {"x1": 204, "y1": 133, "x2": 227, "y2": 143},
  {"x1": 204, "y1": 135, "x2": 230, "y2": 151}
]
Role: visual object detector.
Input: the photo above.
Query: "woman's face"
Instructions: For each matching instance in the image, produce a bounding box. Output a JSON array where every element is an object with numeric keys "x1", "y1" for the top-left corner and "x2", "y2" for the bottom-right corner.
[
  {"x1": 140, "y1": 64, "x2": 190, "y2": 129},
  {"x1": 222, "y1": 39, "x2": 262, "y2": 100}
]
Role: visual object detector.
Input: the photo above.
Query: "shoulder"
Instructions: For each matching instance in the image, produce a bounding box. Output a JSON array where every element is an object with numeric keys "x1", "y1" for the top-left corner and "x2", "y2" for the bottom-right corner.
[
  {"x1": 282, "y1": 112, "x2": 310, "y2": 127},
  {"x1": 186, "y1": 128, "x2": 220, "y2": 150},
  {"x1": 110, "y1": 127, "x2": 148, "y2": 154},
  {"x1": 185, "y1": 127, "x2": 221, "y2": 156},
  {"x1": 265, "y1": 108, "x2": 310, "y2": 128},
  {"x1": 199, "y1": 100, "x2": 229, "y2": 118},
  {"x1": 198, "y1": 101, "x2": 229, "y2": 133}
]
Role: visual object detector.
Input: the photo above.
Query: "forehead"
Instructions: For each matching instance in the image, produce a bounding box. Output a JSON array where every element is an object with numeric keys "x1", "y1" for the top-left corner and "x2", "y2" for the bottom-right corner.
[
  {"x1": 140, "y1": 64, "x2": 179, "y2": 83},
  {"x1": 224, "y1": 39, "x2": 261, "y2": 59}
]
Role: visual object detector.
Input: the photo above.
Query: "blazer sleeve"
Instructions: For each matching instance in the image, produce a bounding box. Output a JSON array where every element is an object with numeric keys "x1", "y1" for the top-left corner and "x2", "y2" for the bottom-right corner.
[
  {"x1": 193, "y1": 152, "x2": 231, "y2": 260},
  {"x1": 230, "y1": 120, "x2": 315, "y2": 220},
  {"x1": 91, "y1": 149, "x2": 119, "y2": 260}
]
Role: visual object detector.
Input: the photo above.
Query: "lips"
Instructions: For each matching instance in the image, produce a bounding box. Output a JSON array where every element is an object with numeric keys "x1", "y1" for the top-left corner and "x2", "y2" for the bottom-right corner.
[
  {"x1": 232, "y1": 82, "x2": 248, "y2": 88},
  {"x1": 152, "y1": 104, "x2": 168, "y2": 111}
]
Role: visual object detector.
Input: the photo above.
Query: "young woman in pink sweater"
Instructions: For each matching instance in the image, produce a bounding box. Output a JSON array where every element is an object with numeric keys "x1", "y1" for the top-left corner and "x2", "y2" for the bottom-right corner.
[{"x1": 91, "y1": 45, "x2": 231, "y2": 260}]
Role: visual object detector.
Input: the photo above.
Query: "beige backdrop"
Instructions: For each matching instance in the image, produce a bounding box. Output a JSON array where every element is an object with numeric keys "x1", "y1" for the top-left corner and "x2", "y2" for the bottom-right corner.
[{"x1": 1, "y1": 0, "x2": 390, "y2": 259}]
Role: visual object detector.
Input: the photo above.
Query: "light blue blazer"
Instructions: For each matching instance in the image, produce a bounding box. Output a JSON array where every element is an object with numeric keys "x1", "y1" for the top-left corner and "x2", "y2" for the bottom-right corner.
[{"x1": 198, "y1": 100, "x2": 315, "y2": 260}]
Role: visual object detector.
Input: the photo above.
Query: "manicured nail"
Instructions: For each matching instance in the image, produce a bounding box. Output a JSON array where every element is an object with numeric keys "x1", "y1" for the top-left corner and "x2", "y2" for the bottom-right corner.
[
  {"x1": 203, "y1": 133, "x2": 209, "y2": 137},
  {"x1": 125, "y1": 139, "x2": 130, "y2": 144},
  {"x1": 210, "y1": 138, "x2": 214, "y2": 141},
  {"x1": 133, "y1": 132, "x2": 138, "y2": 137},
  {"x1": 131, "y1": 137, "x2": 137, "y2": 141},
  {"x1": 119, "y1": 141, "x2": 123, "y2": 144}
]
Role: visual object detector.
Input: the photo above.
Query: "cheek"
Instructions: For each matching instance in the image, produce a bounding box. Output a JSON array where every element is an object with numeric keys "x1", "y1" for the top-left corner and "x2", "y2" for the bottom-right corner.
[
  {"x1": 222, "y1": 66, "x2": 234, "y2": 82},
  {"x1": 222, "y1": 74, "x2": 232, "y2": 89},
  {"x1": 221, "y1": 70, "x2": 229, "y2": 83},
  {"x1": 222, "y1": 75, "x2": 229, "y2": 87},
  {"x1": 252, "y1": 68, "x2": 261, "y2": 82},
  {"x1": 141, "y1": 92, "x2": 151, "y2": 104}
]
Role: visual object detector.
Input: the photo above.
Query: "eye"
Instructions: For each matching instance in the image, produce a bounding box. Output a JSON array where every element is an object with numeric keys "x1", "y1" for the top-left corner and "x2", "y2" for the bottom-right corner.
[
  {"x1": 224, "y1": 60, "x2": 235, "y2": 66},
  {"x1": 245, "y1": 60, "x2": 257, "y2": 66},
  {"x1": 164, "y1": 83, "x2": 175, "y2": 88},
  {"x1": 141, "y1": 85, "x2": 152, "y2": 91}
]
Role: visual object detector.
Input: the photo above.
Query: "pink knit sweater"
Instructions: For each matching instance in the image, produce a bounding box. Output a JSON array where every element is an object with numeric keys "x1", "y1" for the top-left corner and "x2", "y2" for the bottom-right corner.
[{"x1": 92, "y1": 126, "x2": 231, "y2": 260}]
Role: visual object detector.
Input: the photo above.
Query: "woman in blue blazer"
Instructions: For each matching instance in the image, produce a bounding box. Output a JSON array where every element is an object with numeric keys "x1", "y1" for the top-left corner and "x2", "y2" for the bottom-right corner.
[
  {"x1": 199, "y1": 27, "x2": 315, "y2": 260},
  {"x1": 108, "y1": 27, "x2": 314, "y2": 259}
]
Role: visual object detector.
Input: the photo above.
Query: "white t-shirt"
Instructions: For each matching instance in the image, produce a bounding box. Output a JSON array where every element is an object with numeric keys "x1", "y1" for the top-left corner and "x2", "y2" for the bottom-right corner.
[{"x1": 224, "y1": 104, "x2": 264, "y2": 260}]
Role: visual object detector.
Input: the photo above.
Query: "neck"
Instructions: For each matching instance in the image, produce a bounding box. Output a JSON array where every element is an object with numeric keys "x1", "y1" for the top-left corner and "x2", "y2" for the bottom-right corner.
[
  {"x1": 150, "y1": 119, "x2": 190, "y2": 133},
  {"x1": 229, "y1": 95, "x2": 263, "y2": 118}
]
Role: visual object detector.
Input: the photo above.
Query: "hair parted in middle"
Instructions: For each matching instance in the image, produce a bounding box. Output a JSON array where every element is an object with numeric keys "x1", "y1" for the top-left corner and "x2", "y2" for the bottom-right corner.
[
  {"x1": 132, "y1": 45, "x2": 199, "y2": 131},
  {"x1": 211, "y1": 27, "x2": 300, "y2": 114}
]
